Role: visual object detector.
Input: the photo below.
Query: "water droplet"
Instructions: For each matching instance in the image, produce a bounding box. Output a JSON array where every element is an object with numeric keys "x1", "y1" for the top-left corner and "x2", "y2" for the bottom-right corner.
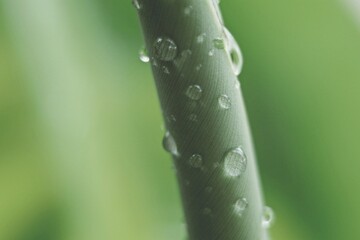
[
  {"x1": 163, "y1": 131, "x2": 179, "y2": 156},
  {"x1": 202, "y1": 208, "x2": 212, "y2": 215},
  {"x1": 195, "y1": 64, "x2": 202, "y2": 71},
  {"x1": 262, "y1": 206, "x2": 275, "y2": 229},
  {"x1": 186, "y1": 85, "x2": 202, "y2": 100},
  {"x1": 167, "y1": 114, "x2": 176, "y2": 123},
  {"x1": 162, "y1": 66, "x2": 170, "y2": 74},
  {"x1": 132, "y1": 0, "x2": 142, "y2": 10},
  {"x1": 205, "y1": 186, "x2": 213, "y2": 193},
  {"x1": 185, "y1": 180, "x2": 190, "y2": 186},
  {"x1": 224, "y1": 147, "x2": 247, "y2": 177},
  {"x1": 235, "y1": 80, "x2": 240, "y2": 89},
  {"x1": 174, "y1": 49, "x2": 192, "y2": 69},
  {"x1": 188, "y1": 113, "x2": 198, "y2": 122},
  {"x1": 208, "y1": 49, "x2": 215, "y2": 56},
  {"x1": 234, "y1": 198, "x2": 248, "y2": 216},
  {"x1": 153, "y1": 37, "x2": 178, "y2": 61},
  {"x1": 189, "y1": 154, "x2": 203, "y2": 168},
  {"x1": 139, "y1": 46, "x2": 149, "y2": 63},
  {"x1": 224, "y1": 27, "x2": 243, "y2": 76},
  {"x1": 184, "y1": 5, "x2": 193, "y2": 15},
  {"x1": 218, "y1": 95, "x2": 231, "y2": 109},
  {"x1": 213, "y1": 37, "x2": 225, "y2": 49},
  {"x1": 151, "y1": 57, "x2": 159, "y2": 67},
  {"x1": 213, "y1": 162, "x2": 220, "y2": 169},
  {"x1": 196, "y1": 33, "x2": 206, "y2": 44}
]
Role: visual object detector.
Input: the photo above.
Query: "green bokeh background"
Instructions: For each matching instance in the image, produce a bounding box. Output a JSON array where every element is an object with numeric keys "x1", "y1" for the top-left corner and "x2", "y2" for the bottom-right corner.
[{"x1": 1, "y1": 0, "x2": 360, "y2": 239}]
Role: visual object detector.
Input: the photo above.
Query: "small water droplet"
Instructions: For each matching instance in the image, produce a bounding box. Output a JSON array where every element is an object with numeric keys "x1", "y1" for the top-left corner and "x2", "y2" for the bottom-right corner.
[
  {"x1": 213, "y1": 162, "x2": 221, "y2": 169},
  {"x1": 224, "y1": 27, "x2": 243, "y2": 76},
  {"x1": 163, "y1": 131, "x2": 179, "y2": 156},
  {"x1": 185, "y1": 180, "x2": 190, "y2": 186},
  {"x1": 188, "y1": 113, "x2": 198, "y2": 122},
  {"x1": 262, "y1": 206, "x2": 275, "y2": 229},
  {"x1": 186, "y1": 85, "x2": 202, "y2": 100},
  {"x1": 208, "y1": 49, "x2": 215, "y2": 56},
  {"x1": 162, "y1": 66, "x2": 170, "y2": 74},
  {"x1": 153, "y1": 37, "x2": 178, "y2": 61},
  {"x1": 224, "y1": 147, "x2": 247, "y2": 177},
  {"x1": 139, "y1": 46, "x2": 149, "y2": 63},
  {"x1": 202, "y1": 208, "x2": 212, "y2": 215},
  {"x1": 218, "y1": 95, "x2": 231, "y2": 109},
  {"x1": 184, "y1": 5, "x2": 193, "y2": 15},
  {"x1": 189, "y1": 154, "x2": 203, "y2": 168},
  {"x1": 151, "y1": 57, "x2": 159, "y2": 67},
  {"x1": 205, "y1": 186, "x2": 213, "y2": 193},
  {"x1": 132, "y1": 0, "x2": 142, "y2": 10},
  {"x1": 197, "y1": 33, "x2": 206, "y2": 44},
  {"x1": 167, "y1": 114, "x2": 176, "y2": 123},
  {"x1": 174, "y1": 49, "x2": 192, "y2": 69},
  {"x1": 213, "y1": 37, "x2": 225, "y2": 49},
  {"x1": 234, "y1": 198, "x2": 248, "y2": 216},
  {"x1": 195, "y1": 64, "x2": 202, "y2": 71}
]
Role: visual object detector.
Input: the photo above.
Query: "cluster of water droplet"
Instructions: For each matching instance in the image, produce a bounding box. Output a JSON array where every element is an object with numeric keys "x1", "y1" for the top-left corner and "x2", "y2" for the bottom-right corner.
[{"x1": 132, "y1": 0, "x2": 272, "y2": 230}]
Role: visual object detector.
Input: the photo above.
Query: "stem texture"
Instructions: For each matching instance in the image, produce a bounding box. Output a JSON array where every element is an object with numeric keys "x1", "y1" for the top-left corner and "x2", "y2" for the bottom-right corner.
[{"x1": 135, "y1": 1, "x2": 269, "y2": 239}]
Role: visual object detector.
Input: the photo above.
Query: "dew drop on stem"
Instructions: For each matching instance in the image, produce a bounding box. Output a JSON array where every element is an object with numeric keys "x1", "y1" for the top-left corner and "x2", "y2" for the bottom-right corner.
[
  {"x1": 186, "y1": 85, "x2": 203, "y2": 100},
  {"x1": 224, "y1": 147, "x2": 247, "y2": 177},
  {"x1": 153, "y1": 37, "x2": 178, "y2": 61}
]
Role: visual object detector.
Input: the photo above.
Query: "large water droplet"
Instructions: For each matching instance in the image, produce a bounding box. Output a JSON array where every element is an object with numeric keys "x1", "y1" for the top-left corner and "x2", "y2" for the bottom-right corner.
[
  {"x1": 189, "y1": 154, "x2": 203, "y2": 168},
  {"x1": 218, "y1": 95, "x2": 231, "y2": 109},
  {"x1": 224, "y1": 147, "x2": 247, "y2": 177},
  {"x1": 213, "y1": 37, "x2": 225, "y2": 49},
  {"x1": 262, "y1": 206, "x2": 275, "y2": 229},
  {"x1": 163, "y1": 131, "x2": 179, "y2": 156},
  {"x1": 186, "y1": 85, "x2": 202, "y2": 100},
  {"x1": 234, "y1": 198, "x2": 248, "y2": 216},
  {"x1": 153, "y1": 37, "x2": 178, "y2": 61},
  {"x1": 139, "y1": 46, "x2": 149, "y2": 63},
  {"x1": 132, "y1": 0, "x2": 142, "y2": 10},
  {"x1": 224, "y1": 27, "x2": 243, "y2": 76}
]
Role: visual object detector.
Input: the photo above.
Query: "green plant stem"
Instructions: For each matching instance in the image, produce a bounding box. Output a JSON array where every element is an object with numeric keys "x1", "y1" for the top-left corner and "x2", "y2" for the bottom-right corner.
[{"x1": 135, "y1": 1, "x2": 269, "y2": 239}]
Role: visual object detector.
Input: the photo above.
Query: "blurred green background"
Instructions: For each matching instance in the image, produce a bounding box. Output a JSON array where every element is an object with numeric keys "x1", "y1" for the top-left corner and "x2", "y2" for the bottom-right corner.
[{"x1": 1, "y1": 0, "x2": 360, "y2": 239}]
